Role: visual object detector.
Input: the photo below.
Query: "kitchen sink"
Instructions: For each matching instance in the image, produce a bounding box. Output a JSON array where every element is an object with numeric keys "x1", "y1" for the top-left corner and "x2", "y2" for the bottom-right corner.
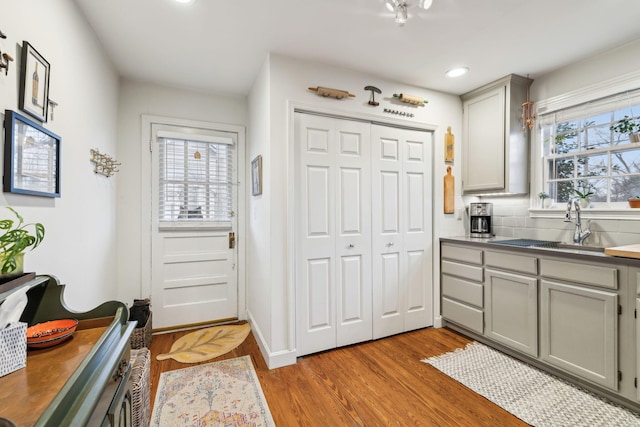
[
  {"x1": 489, "y1": 239, "x2": 560, "y2": 248},
  {"x1": 489, "y1": 239, "x2": 605, "y2": 253}
]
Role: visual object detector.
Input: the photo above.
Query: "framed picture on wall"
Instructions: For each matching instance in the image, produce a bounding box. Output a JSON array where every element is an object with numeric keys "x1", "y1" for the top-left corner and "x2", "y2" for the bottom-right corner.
[
  {"x1": 3, "y1": 110, "x2": 61, "y2": 198},
  {"x1": 251, "y1": 155, "x2": 262, "y2": 196},
  {"x1": 19, "y1": 41, "x2": 50, "y2": 122}
]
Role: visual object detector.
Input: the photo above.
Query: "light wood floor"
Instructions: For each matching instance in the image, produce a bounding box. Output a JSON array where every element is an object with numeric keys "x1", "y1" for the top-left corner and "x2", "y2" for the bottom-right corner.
[{"x1": 149, "y1": 324, "x2": 526, "y2": 426}]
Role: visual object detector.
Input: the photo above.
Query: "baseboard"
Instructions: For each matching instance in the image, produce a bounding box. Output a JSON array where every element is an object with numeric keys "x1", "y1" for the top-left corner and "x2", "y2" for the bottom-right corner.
[
  {"x1": 433, "y1": 315, "x2": 444, "y2": 328},
  {"x1": 247, "y1": 310, "x2": 297, "y2": 369}
]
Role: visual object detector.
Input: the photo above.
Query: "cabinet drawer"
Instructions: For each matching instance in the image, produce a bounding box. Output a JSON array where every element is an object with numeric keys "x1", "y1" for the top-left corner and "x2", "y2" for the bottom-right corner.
[
  {"x1": 485, "y1": 251, "x2": 537, "y2": 275},
  {"x1": 441, "y1": 244, "x2": 483, "y2": 265},
  {"x1": 442, "y1": 274, "x2": 483, "y2": 308},
  {"x1": 441, "y1": 260, "x2": 483, "y2": 282},
  {"x1": 442, "y1": 297, "x2": 483, "y2": 334},
  {"x1": 540, "y1": 259, "x2": 618, "y2": 290}
]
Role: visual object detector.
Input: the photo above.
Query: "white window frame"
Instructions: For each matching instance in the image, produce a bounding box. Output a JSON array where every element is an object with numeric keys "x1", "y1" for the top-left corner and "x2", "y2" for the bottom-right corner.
[{"x1": 531, "y1": 70, "x2": 640, "y2": 220}]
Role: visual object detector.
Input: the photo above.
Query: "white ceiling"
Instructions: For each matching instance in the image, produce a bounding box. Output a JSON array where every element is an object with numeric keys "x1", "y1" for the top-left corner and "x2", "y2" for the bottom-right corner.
[{"x1": 73, "y1": 0, "x2": 640, "y2": 97}]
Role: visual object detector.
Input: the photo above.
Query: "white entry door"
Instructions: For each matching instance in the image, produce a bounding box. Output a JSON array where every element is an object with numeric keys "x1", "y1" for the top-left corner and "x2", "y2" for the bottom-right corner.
[
  {"x1": 371, "y1": 124, "x2": 433, "y2": 339},
  {"x1": 150, "y1": 123, "x2": 239, "y2": 329},
  {"x1": 295, "y1": 112, "x2": 372, "y2": 356}
]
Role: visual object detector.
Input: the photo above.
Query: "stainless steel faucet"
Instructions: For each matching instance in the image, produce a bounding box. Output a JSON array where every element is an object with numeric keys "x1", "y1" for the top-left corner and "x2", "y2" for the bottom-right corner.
[{"x1": 564, "y1": 197, "x2": 591, "y2": 245}]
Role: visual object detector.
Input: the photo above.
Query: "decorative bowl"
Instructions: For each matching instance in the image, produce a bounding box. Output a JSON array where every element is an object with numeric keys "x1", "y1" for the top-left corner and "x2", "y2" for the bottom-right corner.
[
  {"x1": 27, "y1": 330, "x2": 76, "y2": 349},
  {"x1": 27, "y1": 319, "x2": 78, "y2": 344}
]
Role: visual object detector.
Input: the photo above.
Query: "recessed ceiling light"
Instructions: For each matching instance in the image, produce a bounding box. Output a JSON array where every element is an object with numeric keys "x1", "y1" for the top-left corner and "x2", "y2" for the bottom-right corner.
[
  {"x1": 175, "y1": 0, "x2": 195, "y2": 4},
  {"x1": 445, "y1": 67, "x2": 469, "y2": 78}
]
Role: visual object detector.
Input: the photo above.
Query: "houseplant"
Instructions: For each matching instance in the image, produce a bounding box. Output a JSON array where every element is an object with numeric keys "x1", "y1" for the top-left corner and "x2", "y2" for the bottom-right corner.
[
  {"x1": 0, "y1": 207, "x2": 45, "y2": 278},
  {"x1": 610, "y1": 115, "x2": 640, "y2": 143},
  {"x1": 574, "y1": 185, "x2": 593, "y2": 208},
  {"x1": 629, "y1": 196, "x2": 640, "y2": 208},
  {"x1": 538, "y1": 192, "x2": 551, "y2": 208}
]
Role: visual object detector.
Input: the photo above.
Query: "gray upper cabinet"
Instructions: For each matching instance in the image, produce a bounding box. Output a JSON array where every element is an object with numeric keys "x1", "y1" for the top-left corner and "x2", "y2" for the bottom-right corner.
[{"x1": 461, "y1": 74, "x2": 530, "y2": 195}]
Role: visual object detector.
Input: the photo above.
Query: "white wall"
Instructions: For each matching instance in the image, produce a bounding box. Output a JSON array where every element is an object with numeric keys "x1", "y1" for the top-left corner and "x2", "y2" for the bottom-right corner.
[
  {"x1": 248, "y1": 53, "x2": 463, "y2": 368},
  {"x1": 115, "y1": 79, "x2": 248, "y2": 306},
  {"x1": 0, "y1": 0, "x2": 120, "y2": 311}
]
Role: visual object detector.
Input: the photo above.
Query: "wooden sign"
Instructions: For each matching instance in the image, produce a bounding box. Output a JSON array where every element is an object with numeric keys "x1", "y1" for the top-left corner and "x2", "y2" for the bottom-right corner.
[
  {"x1": 445, "y1": 126, "x2": 454, "y2": 163},
  {"x1": 444, "y1": 166, "x2": 454, "y2": 214}
]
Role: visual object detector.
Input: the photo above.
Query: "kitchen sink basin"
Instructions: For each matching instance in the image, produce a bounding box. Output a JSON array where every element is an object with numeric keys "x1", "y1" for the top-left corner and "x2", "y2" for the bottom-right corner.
[
  {"x1": 489, "y1": 239, "x2": 605, "y2": 253},
  {"x1": 489, "y1": 239, "x2": 560, "y2": 248}
]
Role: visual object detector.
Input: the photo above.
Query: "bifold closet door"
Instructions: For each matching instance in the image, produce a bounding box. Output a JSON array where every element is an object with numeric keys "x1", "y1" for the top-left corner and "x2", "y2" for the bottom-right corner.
[
  {"x1": 295, "y1": 113, "x2": 372, "y2": 356},
  {"x1": 371, "y1": 125, "x2": 433, "y2": 339}
]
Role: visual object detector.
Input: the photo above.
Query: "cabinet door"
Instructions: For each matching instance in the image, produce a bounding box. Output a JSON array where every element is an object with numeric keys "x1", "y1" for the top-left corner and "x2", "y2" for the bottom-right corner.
[
  {"x1": 462, "y1": 85, "x2": 505, "y2": 193},
  {"x1": 371, "y1": 125, "x2": 432, "y2": 339},
  {"x1": 485, "y1": 269, "x2": 538, "y2": 357},
  {"x1": 541, "y1": 280, "x2": 618, "y2": 390},
  {"x1": 294, "y1": 113, "x2": 372, "y2": 356}
]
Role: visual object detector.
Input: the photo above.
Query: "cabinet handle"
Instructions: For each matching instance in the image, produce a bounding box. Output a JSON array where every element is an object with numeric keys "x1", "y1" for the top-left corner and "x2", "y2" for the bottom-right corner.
[{"x1": 348, "y1": 244, "x2": 354, "y2": 248}]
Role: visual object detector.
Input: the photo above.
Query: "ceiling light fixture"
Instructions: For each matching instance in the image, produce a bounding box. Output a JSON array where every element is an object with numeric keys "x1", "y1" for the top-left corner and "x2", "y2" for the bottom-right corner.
[
  {"x1": 445, "y1": 67, "x2": 469, "y2": 78},
  {"x1": 386, "y1": 0, "x2": 433, "y2": 26},
  {"x1": 174, "y1": 0, "x2": 195, "y2": 4}
]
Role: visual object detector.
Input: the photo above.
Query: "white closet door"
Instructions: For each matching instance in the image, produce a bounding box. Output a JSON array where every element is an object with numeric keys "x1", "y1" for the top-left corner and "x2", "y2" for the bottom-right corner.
[
  {"x1": 295, "y1": 113, "x2": 372, "y2": 356},
  {"x1": 371, "y1": 125, "x2": 432, "y2": 339}
]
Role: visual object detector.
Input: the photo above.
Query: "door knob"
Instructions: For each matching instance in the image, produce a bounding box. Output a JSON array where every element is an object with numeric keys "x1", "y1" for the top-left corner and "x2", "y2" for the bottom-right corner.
[
  {"x1": 387, "y1": 242, "x2": 394, "y2": 246},
  {"x1": 348, "y1": 244, "x2": 354, "y2": 248}
]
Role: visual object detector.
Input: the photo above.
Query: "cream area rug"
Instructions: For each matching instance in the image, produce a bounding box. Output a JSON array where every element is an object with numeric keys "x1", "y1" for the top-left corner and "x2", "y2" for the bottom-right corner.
[
  {"x1": 151, "y1": 355, "x2": 275, "y2": 427},
  {"x1": 157, "y1": 323, "x2": 251, "y2": 363},
  {"x1": 423, "y1": 342, "x2": 640, "y2": 426}
]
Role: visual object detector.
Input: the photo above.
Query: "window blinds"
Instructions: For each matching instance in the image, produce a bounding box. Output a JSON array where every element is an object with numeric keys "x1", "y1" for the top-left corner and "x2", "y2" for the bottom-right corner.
[
  {"x1": 538, "y1": 88, "x2": 640, "y2": 126},
  {"x1": 158, "y1": 135, "x2": 234, "y2": 222}
]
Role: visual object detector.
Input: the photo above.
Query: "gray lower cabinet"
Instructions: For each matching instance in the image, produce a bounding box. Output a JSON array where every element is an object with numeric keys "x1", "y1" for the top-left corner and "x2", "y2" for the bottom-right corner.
[
  {"x1": 441, "y1": 243, "x2": 484, "y2": 334},
  {"x1": 485, "y1": 268, "x2": 538, "y2": 357},
  {"x1": 540, "y1": 279, "x2": 618, "y2": 390}
]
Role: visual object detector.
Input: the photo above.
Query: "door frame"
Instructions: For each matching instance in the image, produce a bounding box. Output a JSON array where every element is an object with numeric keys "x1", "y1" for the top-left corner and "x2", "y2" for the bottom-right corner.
[
  {"x1": 286, "y1": 103, "x2": 437, "y2": 352},
  {"x1": 140, "y1": 114, "x2": 247, "y2": 324}
]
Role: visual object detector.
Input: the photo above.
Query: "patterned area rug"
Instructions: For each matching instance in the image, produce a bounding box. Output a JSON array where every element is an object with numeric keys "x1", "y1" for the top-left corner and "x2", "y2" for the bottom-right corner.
[
  {"x1": 423, "y1": 342, "x2": 640, "y2": 426},
  {"x1": 156, "y1": 323, "x2": 251, "y2": 363},
  {"x1": 151, "y1": 355, "x2": 275, "y2": 427}
]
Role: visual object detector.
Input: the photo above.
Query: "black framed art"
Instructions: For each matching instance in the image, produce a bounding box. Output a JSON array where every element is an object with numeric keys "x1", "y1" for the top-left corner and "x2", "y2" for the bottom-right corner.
[
  {"x1": 3, "y1": 110, "x2": 61, "y2": 197},
  {"x1": 19, "y1": 41, "x2": 50, "y2": 122}
]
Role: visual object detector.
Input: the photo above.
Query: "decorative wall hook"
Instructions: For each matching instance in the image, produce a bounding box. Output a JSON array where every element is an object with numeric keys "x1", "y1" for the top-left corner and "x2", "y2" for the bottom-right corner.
[
  {"x1": 48, "y1": 99, "x2": 58, "y2": 120},
  {"x1": 364, "y1": 85, "x2": 382, "y2": 106},
  {"x1": 308, "y1": 86, "x2": 355, "y2": 99},
  {"x1": 383, "y1": 108, "x2": 414, "y2": 118},
  {"x1": 0, "y1": 52, "x2": 13, "y2": 76},
  {"x1": 90, "y1": 148, "x2": 121, "y2": 177}
]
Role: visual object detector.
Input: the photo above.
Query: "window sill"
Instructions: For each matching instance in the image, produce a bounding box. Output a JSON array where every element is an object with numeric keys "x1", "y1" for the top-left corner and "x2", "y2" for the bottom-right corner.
[{"x1": 529, "y1": 207, "x2": 640, "y2": 220}]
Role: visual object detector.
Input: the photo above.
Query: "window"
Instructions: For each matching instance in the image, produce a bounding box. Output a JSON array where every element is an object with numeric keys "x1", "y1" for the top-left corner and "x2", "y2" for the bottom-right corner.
[
  {"x1": 158, "y1": 133, "x2": 234, "y2": 223},
  {"x1": 540, "y1": 89, "x2": 640, "y2": 206}
]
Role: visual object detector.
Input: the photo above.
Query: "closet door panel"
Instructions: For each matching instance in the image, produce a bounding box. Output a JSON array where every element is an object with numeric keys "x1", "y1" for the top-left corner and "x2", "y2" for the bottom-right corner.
[
  {"x1": 372, "y1": 126, "x2": 433, "y2": 339},
  {"x1": 296, "y1": 112, "x2": 371, "y2": 356},
  {"x1": 335, "y1": 121, "x2": 372, "y2": 347},
  {"x1": 296, "y1": 114, "x2": 337, "y2": 356}
]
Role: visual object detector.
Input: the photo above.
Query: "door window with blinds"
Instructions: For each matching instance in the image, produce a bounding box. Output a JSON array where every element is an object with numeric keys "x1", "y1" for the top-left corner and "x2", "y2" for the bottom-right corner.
[
  {"x1": 540, "y1": 89, "x2": 640, "y2": 206},
  {"x1": 157, "y1": 130, "x2": 235, "y2": 225}
]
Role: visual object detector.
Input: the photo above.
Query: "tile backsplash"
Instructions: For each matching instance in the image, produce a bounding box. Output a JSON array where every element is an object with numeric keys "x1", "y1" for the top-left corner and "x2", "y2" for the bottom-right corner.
[{"x1": 469, "y1": 196, "x2": 640, "y2": 248}]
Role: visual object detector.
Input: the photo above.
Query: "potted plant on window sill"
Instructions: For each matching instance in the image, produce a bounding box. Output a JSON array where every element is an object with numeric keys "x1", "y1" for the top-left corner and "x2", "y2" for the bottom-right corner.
[
  {"x1": 610, "y1": 115, "x2": 640, "y2": 143},
  {"x1": 538, "y1": 192, "x2": 552, "y2": 208},
  {"x1": 629, "y1": 196, "x2": 640, "y2": 208},
  {"x1": 574, "y1": 188, "x2": 593, "y2": 209},
  {"x1": 0, "y1": 207, "x2": 45, "y2": 282}
]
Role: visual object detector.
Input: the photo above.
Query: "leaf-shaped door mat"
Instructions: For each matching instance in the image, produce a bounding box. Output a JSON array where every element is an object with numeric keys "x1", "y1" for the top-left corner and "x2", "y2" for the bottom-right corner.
[{"x1": 156, "y1": 323, "x2": 251, "y2": 363}]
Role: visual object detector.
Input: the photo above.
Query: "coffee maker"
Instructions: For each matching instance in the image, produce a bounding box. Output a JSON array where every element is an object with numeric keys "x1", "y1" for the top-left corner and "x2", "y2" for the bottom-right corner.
[{"x1": 469, "y1": 202, "x2": 493, "y2": 237}]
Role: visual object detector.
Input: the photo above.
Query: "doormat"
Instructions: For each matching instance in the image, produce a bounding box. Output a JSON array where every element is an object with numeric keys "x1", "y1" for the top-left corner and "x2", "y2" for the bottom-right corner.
[
  {"x1": 156, "y1": 323, "x2": 250, "y2": 363},
  {"x1": 422, "y1": 342, "x2": 640, "y2": 426},
  {"x1": 151, "y1": 355, "x2": 275, "y2": 427}
]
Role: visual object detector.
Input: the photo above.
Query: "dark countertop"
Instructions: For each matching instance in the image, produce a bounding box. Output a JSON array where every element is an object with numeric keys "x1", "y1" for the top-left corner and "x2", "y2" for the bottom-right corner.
[{"x1": 440, "y1": 235, "x2": 640, "y2": 266}]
